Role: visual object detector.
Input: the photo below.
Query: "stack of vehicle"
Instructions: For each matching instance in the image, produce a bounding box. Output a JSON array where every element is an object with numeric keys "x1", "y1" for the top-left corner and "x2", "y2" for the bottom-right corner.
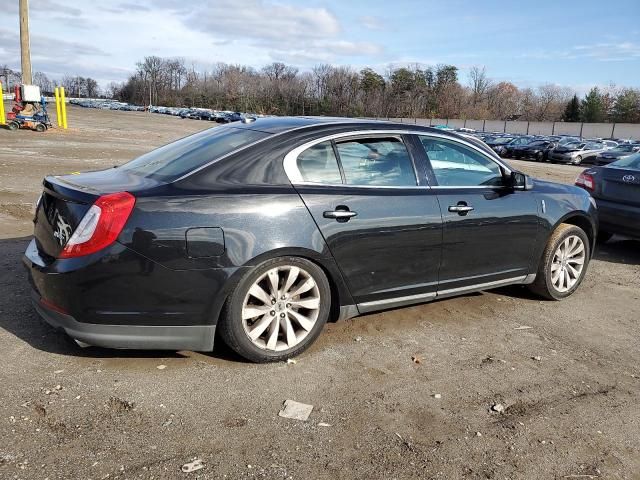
[
  {"x1": 469, "y1": 129, "x2": 640, "y2": 166},
  {"x1": 69, "y1": 99, "x2": 258, "y2": 123}
]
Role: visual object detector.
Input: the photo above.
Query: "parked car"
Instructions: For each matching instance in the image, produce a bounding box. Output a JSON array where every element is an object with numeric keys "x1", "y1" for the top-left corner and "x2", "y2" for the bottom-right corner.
[
  {"x1": 588, "y1": 143, "x2": 640, "y2": 166},
  {"x1": 511, "y1": 140, "x2": 554, "y2": 161},
  {"x1": 548, "y1": 141, "x2": 609, "y2": 165},
  {"x1": 495, "y1": 136, "x2": 535, "y2": 157},
  {"x1": 23, "y1": 117, "x2": 596, "y2": 362},
  {"x1": 576, "y1": 154, "x2": 640, "y2": 241}
]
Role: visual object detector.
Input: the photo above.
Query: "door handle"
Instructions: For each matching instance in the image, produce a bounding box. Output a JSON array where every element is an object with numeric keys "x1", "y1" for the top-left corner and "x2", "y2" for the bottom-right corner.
[
  {"x1": 448, "y1": 203, "x2": 474, "y2": 215},
  {"x1": 323, "y1": 209, "x2": 357, "y2": 221}
]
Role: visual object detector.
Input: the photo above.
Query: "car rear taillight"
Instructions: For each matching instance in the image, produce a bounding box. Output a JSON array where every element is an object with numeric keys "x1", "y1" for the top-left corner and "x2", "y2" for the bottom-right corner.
[
  {"x1": 59, "y1": 192, "x2": 135, "y2": 258},
  {"x1": 575, "y1": 172, "x2": 595, "y2": 191}
]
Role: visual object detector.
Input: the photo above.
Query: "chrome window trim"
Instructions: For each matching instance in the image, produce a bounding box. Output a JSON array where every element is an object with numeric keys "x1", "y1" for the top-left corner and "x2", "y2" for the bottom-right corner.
[
  {"x1": 283, "y1": 129, "x2": 512, "y2": 187},
  {"x1": 174, "y1": 120, "x2": 377, "y2": 182}
]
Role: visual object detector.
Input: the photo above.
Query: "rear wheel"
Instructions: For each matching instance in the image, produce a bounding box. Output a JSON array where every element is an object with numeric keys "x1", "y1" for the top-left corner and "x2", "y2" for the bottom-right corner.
[
  {"x1": 528, "y1": 224, "x2": 590, "y2": 300},
  {"x1": 536, "y1": 152, "x2": 544, "y2": 162},
  {"x1": 8, "y1": 121, "x2": 19, "y2": 131},
  {"x1": 34, "y1": 123, "x2": 46, "y2": 132},
  {"x1": 219, "y1": 256, "x2": 331, "y2": 362}
]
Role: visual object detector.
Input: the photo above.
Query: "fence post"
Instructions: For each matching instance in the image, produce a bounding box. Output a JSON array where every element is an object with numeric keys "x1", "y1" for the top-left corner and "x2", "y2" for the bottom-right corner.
[
  {"x1": 503, "y1": 121, "x2": 506, "y2": 133},
  {"x1": 552, "y1": 122, "x2": 555, "y2": 135},
  {"x1": 579, "y1": 122, "x2": 583, "y2": 138},
  {"x1": 0, "y1": 82, "x2": 5, "y2": 125},
  {"x1": 446, "y1": 118, "x2": 449, "y2": 126},
  {"x1": 464, "y1": 118, "x2": 467, "y2": 128},
  {"x1": 611, "y1": 123, "x2": 616, "y2": 139},
  {"x1": 482, "y1": 119, "x2": 486, "y2": 132},
  {"x1": 526, "y1": 121, "x2": 530, "y2": 135}
]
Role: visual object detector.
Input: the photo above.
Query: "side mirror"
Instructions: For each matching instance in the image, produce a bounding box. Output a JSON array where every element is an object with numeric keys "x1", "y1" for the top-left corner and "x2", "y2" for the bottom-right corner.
[{"x1": 510, "y1": 171, "x2": 533, "y2": 191}]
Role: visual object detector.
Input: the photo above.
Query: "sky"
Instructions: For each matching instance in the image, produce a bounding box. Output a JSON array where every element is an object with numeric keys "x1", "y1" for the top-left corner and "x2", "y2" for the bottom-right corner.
[{"x1": 1, "y1": 0, "x2": 639, "y2": 95}]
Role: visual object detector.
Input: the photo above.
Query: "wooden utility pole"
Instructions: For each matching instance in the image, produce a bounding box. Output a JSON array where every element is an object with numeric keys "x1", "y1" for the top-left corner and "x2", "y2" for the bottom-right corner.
[{"x1": 19, "y1": 0, "x2": 32, "y2": 84}]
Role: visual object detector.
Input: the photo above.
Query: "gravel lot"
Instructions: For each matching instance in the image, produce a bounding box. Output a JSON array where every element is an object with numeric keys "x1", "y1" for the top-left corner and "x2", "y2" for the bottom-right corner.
[{"x1": 1, "y1": 108, "x2": 638, "y2": 479}]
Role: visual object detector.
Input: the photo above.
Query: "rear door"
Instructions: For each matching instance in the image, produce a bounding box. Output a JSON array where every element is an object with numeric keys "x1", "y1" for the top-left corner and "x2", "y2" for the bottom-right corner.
[
  {"x1": 414, "y1": 134, "x2": 539, "y2": 292},
  {"x1": 285, "y1": 132, "x2": 443, "y2": 310}
]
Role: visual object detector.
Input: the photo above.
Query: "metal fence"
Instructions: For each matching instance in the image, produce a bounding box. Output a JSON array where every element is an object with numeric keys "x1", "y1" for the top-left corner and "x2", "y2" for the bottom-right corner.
[{"x1": 383, "y1": 118, "x2": 640, "y2": 140}]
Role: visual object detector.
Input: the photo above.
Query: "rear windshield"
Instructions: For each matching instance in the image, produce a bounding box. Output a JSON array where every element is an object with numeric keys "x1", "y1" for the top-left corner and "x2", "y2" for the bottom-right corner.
[
  {"x1": 609, "y1": 153, "x2": 640, "y2": 170},
  {"x1": 119, "y1": 126, "x2": 270, "y2": 181}
]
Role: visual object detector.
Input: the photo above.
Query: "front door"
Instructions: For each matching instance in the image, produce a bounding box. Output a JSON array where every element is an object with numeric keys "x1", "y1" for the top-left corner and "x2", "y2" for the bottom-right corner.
[
  {"x1": 415, "y1": 134, "x2": 539, "y2": 292},
  {"x1": 286, "y1": 134, "x2": 443, "y2": 310}
]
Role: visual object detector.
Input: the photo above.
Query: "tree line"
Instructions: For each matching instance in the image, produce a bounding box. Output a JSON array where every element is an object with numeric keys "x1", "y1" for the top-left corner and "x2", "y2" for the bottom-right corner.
[
  {"x1": 3, "y1": 59, "x2": 640, "y2": 123},
  {"x1": 1, "y1": 65, "x2": 100, "y2": 98}
]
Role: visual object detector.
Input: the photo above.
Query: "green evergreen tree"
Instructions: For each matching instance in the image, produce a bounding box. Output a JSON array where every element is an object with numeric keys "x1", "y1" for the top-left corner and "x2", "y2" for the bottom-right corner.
[
  {"x1": 580, "y1": 87, "x2": 604, "y2": 122},
  {"x1": 612, "y1": 88, "x2": 640, "y2": 123},
  {"x1": 563, "y1": 94, "x2": 580, "y2": 122}
]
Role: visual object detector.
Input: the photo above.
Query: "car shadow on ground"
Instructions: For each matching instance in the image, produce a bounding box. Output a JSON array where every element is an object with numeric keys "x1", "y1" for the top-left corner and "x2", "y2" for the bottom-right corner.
[
  {"x1": 0, "y1": 236, "x2": 247, "y2": 362},
  {"x1": 593, "y1": 236, "x2": 640, "y2": 265}
]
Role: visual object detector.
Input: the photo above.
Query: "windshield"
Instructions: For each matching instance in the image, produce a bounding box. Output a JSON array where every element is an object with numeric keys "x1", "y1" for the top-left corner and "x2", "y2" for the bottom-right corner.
[
  {"x1": 492, "y1": 137, "x2": 513, "y2": 144},
  {"x1": 528, "y1": 141, "x2": 547, "y2": 147},
  {"x1": 119, "y1": 126, "x2": 270, "y2": 181},
  {"x1": 609, "y1": 153, "x2": 640, "y2": 170}
]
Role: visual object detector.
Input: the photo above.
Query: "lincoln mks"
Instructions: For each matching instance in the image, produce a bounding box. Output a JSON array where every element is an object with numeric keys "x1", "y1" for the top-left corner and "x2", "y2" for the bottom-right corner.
[{"x1": 24, "y1": 117, "x2": 597, "y2": 362}]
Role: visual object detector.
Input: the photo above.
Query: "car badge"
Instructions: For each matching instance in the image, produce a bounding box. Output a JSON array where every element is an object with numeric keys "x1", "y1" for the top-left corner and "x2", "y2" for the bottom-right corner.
[
  {"x1": 53, "y1": 210, "x2": 73, "y2": 246},
  {"x1": 622, "y1": 174, "x2": 635, "y2": 184}
]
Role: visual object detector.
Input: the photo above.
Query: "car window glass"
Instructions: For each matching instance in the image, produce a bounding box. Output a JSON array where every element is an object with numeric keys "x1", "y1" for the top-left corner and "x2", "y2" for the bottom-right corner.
[
  {"x1": 419, "y1": 136, "x2": 505, "y2": 187},
  {"x1": 119, "y1": 126, "x2": 269, "y2": 181},
  {"x1": 335, "y1": 137, "x2": 416, "y2": 186},
  {"x1": 296, "y1": 141, "x2": 342, "y2": 184}
]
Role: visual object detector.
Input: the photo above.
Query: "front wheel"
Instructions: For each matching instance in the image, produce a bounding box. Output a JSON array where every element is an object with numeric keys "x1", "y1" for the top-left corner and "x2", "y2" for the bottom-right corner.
[
  {"x1": 528, "y1": 224, "x2": 590, "y2": 300},
  {"x1": 219, "y1": 256, "x2": 331, "y2": 362},
  {"x1": 573, "y1": 155, "x2": 583, "y2": 165}
]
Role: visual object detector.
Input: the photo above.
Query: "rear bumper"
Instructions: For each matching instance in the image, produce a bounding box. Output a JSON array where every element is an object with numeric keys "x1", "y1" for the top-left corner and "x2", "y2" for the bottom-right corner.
[
  {"x1": 595, "y1": 198, "x2": 640, "y2": 238},
  {"x1": 30, "y1": 288, "x2": 216, "y2": 351}
]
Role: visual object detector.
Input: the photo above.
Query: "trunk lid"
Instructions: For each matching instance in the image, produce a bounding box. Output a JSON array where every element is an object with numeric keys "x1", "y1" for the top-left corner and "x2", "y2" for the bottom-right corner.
[
  {"x1": 598, "y1": 167, "x2": 640, "y2": 207},
  {"x1": 33, "y1": 168, "x2": 161, "y2": 258}
]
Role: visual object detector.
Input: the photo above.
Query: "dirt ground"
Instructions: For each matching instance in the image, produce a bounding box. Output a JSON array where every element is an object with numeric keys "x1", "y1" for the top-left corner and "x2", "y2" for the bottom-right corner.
[{"x1": 0, "y1": 107, "x2": 638, "y2": 480}]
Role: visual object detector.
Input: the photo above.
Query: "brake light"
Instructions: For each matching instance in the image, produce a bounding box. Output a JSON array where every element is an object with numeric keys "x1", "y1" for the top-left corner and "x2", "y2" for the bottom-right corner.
[
  {"x1": 59, "y1": 192, "x2": 135, "y2": 258},
  {"x1": 575, "y1": 172, "x2": 595, "y2": 191}
]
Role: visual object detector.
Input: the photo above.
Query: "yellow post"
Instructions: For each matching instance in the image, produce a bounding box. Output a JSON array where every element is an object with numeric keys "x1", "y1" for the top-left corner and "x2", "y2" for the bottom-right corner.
[
  {"x1": 54, "y1": 87, "x2": 62, "y2": 127},
  {"x1": 0, "y1": 81, "x2": 6, "y2": 125},
  {"x1": 60, "y1": 86, "x2": 68, "y2": 129}
]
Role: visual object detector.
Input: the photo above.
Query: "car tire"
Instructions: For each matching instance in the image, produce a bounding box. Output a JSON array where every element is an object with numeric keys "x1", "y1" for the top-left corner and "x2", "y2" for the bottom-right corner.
[
  {"x1": 35, "y1": 123, "x2": 46, "y2": 132},
  {"x1": 597, "y1": 230, "x2": 613, "y2": 244},
  {"x1": 528, "y1": 223, "x2": 590, "y2": 300},
  {"x1": 8, "y1": 121, "x2": 19, "y2": 131},
  {"x1": 218, "y1": 256, "x2": 331, "y2": 363},
  {"x1": 573, "y1": 155, "x2": 583, "y2": 165},
  {"x1": 536, "y1": 152, "x2": 544, "y2": 162}
]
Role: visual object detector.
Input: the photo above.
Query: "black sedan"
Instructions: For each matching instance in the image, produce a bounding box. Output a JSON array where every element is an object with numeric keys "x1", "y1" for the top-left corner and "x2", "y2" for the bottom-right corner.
[
  {"x1": 511, "y1": 140, "x2": 554, "y2": 161},
  {"x1": 576, "y1": 154, "x2": 640, "y2": 241},
  {"x1": 24, "y1": 117, "x2": 597, "y2": 362}
]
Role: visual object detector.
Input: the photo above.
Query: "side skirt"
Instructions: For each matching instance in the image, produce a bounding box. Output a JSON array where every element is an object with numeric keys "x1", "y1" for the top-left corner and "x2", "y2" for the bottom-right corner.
[{"x1": 354, "y1": 275, "x2": 532, "y2": 315}]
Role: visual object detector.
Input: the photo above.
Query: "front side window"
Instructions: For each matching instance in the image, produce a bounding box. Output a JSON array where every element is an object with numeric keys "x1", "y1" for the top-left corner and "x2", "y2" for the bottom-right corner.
[
  {"x1": 295, "y1": 141, "x2": 342, "y2": 184},
  {"x1": 335, "y1": 137, "x2": 417, "y2": 186},
  {"x1": 418, "y1": 136, "x2": 505, "y2": 187}
]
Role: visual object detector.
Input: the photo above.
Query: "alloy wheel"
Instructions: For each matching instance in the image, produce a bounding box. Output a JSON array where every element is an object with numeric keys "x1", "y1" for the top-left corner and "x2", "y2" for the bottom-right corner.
[
  {"x1": 241, "y1": 265, "x2": 321, "y2": 351},
  {"x1": 550, "y1": 235, "x2": 586, "y2": 292}
]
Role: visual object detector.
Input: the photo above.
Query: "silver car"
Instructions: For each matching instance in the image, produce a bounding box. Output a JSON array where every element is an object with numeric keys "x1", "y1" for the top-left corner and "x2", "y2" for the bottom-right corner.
[{"x1": 548, "y1": 141, "x2": 610, "y2": 165}]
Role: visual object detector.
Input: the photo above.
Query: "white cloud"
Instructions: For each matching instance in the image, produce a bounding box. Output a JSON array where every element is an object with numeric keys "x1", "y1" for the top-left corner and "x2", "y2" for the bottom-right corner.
[
  {"x1": 360, "y1": 15, "x2": 383, "y2": 30},
  {"x1": 522, "y1": 42, "x2": 640, "y2": 62}
]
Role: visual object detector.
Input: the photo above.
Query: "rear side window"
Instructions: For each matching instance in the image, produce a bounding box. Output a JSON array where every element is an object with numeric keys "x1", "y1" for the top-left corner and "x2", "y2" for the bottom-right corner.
[
  {"x1": 296, "y1": 141, "x2": 342, "y2": 184},
  {"x1": 119, "y1": 126, "x2": 269, "y2": 181},
  {"x1": 335, "y1": 137, "x2": 416, "y2": 186}
]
